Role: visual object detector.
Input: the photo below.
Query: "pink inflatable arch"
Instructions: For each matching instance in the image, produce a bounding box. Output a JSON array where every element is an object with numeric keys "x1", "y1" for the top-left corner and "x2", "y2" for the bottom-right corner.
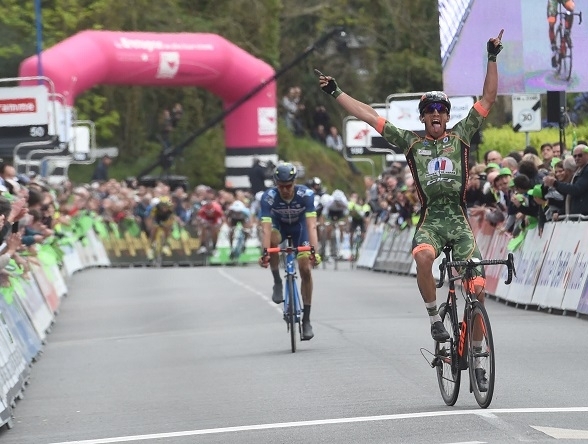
[{"x1": 19, "y1": 30, "x2": 277, "y2": 187}]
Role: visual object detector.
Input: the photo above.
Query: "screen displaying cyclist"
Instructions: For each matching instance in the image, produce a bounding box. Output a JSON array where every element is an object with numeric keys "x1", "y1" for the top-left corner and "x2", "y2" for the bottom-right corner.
[
  {"x1": 145, "y1": 196, "x2": 175, "y2": 258},
  {"x1": 226, "y1": 198, "x2": 252, "y2": 258},
  {"x1": 317, "y1": 29, "x2": 503, "y2": 375},
  {"x1": 258, "y1": 162, "x2": 321, "y2": 340},
  {"x1": 548, "y1": 0, "x2": 575, "y2": 67}
]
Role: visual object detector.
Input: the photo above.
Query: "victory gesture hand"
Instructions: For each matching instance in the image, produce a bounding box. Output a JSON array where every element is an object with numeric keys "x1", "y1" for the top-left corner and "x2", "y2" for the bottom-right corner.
[{"x1": 487, "y1": 29, "x2": 504, "y2": 61}]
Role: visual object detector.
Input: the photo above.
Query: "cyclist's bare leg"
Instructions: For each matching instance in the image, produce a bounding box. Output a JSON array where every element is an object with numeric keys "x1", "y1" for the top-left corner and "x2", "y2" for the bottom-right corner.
[
  {"x1": 211, "y1": 224, "x2": 221, "y2": 249},
  {"x1": 413, "y1": 247, "x2": 437, "y2": 305},
  {"x1": 269, "y1": 229, "x2": 281, "y2": 273},
  {"x1": 298, "y1": 256, "x2": 313, "y2": 306},
  {"x1": 414, "y1": 244, "x2": 449, "y2": 341}
]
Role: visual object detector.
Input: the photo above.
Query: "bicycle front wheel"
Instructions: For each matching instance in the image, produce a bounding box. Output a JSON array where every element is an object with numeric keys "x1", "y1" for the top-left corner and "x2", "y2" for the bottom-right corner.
[
  {"x1": 468, "y1": 301, "x2": 495, "y2": 408},
  {"x1": 287, "y1": 276, "x2": 297, "y2": 353},
  {"x1": 436, "y1": 302, "x2": 461, "y2": 406}
]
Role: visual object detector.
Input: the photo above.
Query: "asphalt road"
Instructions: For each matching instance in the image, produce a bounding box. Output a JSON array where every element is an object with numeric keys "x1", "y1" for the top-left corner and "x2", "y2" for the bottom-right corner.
[{"x1": 1, "y1": 264, "x2": 587, "y2": 444}]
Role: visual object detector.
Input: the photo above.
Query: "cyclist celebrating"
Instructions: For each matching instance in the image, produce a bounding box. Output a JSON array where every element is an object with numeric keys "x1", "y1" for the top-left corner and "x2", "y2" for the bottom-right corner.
[
  {"x1": 548, "y1": 0, "x2": 575, "y2": 68},
  {"x1": 259, "y1": 162, "x2": 321, "y2": 340},
  {"x1": 317, "y1": 30, "x2": 503, "y2": 344}
]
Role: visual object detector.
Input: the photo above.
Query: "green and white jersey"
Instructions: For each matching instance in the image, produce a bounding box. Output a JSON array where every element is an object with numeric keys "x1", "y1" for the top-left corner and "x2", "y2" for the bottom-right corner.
[{"x1": 377, "y1": 104, "x2": 486, "y2": 210}]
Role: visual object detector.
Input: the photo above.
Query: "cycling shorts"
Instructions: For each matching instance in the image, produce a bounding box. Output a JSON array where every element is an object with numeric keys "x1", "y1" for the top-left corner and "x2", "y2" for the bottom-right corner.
[
  {"x1": 327, "y1": 209, "x2": 346, "y2": 222},
  {"x1": 412, "y1": 205, "x2": 484, "y2": 276},
  {"x1": 272, "y1": 219, "x2": 310, "y2": 248}
]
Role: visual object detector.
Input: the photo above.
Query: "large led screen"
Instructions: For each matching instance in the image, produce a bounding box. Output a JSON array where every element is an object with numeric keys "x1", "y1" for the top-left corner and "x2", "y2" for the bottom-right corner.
[{"x1": 439, "y1": 0, "x2": 588, "y2": 94}]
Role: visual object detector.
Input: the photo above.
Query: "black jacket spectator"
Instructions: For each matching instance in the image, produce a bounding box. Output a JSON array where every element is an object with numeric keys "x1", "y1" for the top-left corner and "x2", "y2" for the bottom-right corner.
[
  {"x1": 553, "y1": 163, "x2": 588, "y2": 216},
  {"x1": 248, "y1": 158, "x2": 268, "y2": 194}
]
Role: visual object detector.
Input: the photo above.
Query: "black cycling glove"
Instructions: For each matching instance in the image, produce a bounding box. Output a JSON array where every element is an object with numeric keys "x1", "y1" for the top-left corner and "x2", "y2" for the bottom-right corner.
[
  {"x1": 321, "y1": 77, "x2": 343, "y2": 98},
  {"x1": 487, "y1": 40, "x2": 503, "y2": 62}
]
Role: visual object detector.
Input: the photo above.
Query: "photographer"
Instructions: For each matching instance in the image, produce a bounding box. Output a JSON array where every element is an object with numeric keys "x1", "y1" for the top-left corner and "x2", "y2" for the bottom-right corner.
[{"x1": 466, "y1": 164, "x2": 488, "y2": 209}]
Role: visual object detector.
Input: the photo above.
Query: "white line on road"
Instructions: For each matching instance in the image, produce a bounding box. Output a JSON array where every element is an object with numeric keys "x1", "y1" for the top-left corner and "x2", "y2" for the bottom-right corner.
[
  {"x1": 218, "y1": 268, "x2": 282, "y2": 313},
  {"x1": 531, "y1": 425, "x2": 588, "y2": 439},
  {"x1": 48, "y1": 407, "x2": 588, "y2": 444}
]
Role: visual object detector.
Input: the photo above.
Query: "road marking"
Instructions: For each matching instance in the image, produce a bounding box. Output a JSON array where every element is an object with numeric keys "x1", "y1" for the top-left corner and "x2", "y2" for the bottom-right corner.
[
  {"x1": 48, "y1": 407, "x2": 588, "y2": 444},
  {"x1": 531, "y1": 425, "x2": 588, "y2": 439},
  {"x1": 218, "y1": 268, "x2": 281, "y2": 313}
]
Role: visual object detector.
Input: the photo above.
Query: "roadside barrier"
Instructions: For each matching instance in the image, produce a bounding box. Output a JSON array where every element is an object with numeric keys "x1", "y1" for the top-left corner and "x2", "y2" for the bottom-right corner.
[
  {"x1": 2, "y1": 212, "x2": 585, "y2": 430},
  {"x1": 356, "y1": 219, "x2": 588, "y2": 317}
]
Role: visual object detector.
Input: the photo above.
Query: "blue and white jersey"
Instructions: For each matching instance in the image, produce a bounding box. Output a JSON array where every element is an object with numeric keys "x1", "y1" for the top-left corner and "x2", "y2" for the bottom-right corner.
[{"x1": 260, "y1": 185, "x2": 316, "y2": 225}]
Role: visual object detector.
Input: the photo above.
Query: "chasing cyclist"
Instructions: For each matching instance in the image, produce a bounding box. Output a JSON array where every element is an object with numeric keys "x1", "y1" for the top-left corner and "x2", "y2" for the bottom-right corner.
[
  {"x1": 317, "y1": 30, "x2": 503, "y2": 356},
  {"x1": 323, "y1": 189, "x2": 349, "y2": 260},
  {"x1": 548, "y1": 0, "x2": 575, "y2": 68},
  {"x1": 226, "y1": 198, "x2": 252, "y2": 260},
  {"x1": 258, "y1": 162, "x2": 321, "y2": 340},
  {"x1": 145, "y1": 196, "x2": 175, "y2": 258},
  {"x1": 196, "y1": 196, "x2": 224, "y2": 254}
]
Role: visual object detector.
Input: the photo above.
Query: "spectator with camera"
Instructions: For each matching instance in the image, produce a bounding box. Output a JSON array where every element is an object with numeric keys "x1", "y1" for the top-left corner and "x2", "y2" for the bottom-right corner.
[{"x1": 543, "y1": 144, "x2": 588, "y2": 218}]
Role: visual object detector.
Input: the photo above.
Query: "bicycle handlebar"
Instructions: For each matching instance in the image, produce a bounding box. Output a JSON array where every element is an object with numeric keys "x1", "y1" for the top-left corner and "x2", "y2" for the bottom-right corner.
[
  {"x1": 264, "y1": 245, "x2": 315, "y2": 255},
  {"x1": 436, "y1": 253, "x2": 517, "y2": 288}
]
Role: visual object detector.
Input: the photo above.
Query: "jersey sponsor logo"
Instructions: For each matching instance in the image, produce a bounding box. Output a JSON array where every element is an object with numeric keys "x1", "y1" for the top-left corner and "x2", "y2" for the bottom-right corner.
[
  {"x1": 426, "y1": 156, "x2": 457, "y2": 177},
  {"x1": 442, "y1": 136, "x2": 449, "y2": 143},
  {"x1": 426, "y1": 176, "x2": 456, "y2": 186},
  {"x1": 441, "y1": 146, "x2": 455, "y2": 154},
  {"x1": 418, "y1": 149, "x2": 432, "y2": 155}
]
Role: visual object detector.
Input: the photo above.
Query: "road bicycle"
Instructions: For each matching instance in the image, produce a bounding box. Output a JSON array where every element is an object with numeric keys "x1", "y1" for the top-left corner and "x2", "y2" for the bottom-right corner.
[
  {"x1": 553, "y1": 2, "x2": 583, "y2": 81},
  {"x1": 350, "y1": 225, "x2": 363, "y2": 269},
  {"x1": 264, "y1": 236, "x2": 314, "y2": 353},
  {"x1": 324, "y1": 219, "x2": 347, "y2": 270},
  {"x1": 229, "y1": 222, "x2": 248, "y2": 262},
  {"x1": 422, "y1": 244, "x2": 516, "y2": 408},
  {"x1": 151, "y1": 225, "x2": 168, "y2": 267}
]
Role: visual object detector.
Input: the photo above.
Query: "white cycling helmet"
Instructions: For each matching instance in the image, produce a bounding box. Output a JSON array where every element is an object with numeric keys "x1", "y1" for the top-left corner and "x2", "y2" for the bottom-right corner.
[{"x1": 319, "y1": 193, "x2": 333, "y2": 207}]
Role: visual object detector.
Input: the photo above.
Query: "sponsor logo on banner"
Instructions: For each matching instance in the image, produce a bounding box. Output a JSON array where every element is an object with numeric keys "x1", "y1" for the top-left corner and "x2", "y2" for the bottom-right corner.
[
  {"x1": 156, "y1": 52, "x2": 180, "y2": 78},
  {"x1": 0, "y1": 85, "x2": 49, "y2": 130},
  {"x1": 114, "y1": 37, "x2": 214, "y2": 52},
  {"x1": 0, "y1": 98, "x2": 36, "y2": 114},
  {"x1": 258, "y1": 107, "x2": 277, "y2": 136}
]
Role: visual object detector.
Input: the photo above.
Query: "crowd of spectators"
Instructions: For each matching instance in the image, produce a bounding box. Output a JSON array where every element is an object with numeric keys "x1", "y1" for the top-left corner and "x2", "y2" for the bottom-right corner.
[{"x1": 360, "y1": 140, "x2": 588, "y2": 239}]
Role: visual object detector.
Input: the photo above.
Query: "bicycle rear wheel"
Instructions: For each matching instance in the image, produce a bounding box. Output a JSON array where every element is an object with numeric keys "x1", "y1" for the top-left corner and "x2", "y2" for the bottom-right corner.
[
  {"x1": 436, "y1": 302, "x2": 461, "y2": 406},
  {"x1": 287, "y1": 276, "x2": 297, "y2": 353},
  {"x1": 556, "y1": 26, "x2": 573, "y2": 81},
  {"x1": 468, "y1": 301, "x2": 495, "y2": 408}
]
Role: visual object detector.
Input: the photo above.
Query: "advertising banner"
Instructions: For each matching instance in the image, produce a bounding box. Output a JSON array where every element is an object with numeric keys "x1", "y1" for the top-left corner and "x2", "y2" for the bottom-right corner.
[
  {"x1": 561, "y1": 222, "x2": 588, "y2": 312},
  {"x1": 504, "y1": 223, "x2": 554, "y2": 305},
  {"x1": 356, "y1": 224, "x2": 384, "y2": 269}
]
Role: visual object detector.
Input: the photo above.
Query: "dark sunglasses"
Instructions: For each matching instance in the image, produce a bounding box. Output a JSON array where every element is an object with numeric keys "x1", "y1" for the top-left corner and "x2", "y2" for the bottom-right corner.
[
  {"x1": 424, "y1": 103, "x2": 448, "y2": 114},
  {"x1": 573, "y1": 153, "x2": 585, "y2": 159},
  {"x1": 277, "y1": 182, "x2": 294, "y2": 190}
]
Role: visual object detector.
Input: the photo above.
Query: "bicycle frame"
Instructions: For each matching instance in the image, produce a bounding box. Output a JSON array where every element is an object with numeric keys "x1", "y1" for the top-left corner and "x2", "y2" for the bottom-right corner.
[
  {"x1": 432, "y1": 246, "x2": 516, "y2": 408},
  {"x1": 264, "y1": 238, "x2": 314, "y2": 353},
  {"x1": 230, "y1": 221, "x2": 247, "y2": 261}
]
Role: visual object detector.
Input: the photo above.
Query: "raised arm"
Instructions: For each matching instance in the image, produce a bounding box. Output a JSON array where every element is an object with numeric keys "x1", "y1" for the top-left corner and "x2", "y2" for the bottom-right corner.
[
  {"x1": 479, "y1": 29, "x2": 504, "y2": 112},
  {"x1": 317, "y1": 72, "x2": 380, "y2": 129}
]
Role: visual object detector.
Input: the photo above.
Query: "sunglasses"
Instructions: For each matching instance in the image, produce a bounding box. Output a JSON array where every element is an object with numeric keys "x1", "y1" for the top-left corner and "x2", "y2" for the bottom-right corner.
[
  {"x1": 424, "y1": 103, "x2": 448, "y2": 114},
  {"x1": 573, "y1": 153, "x2": 585, "y2": 159},
  {"x1": 277, "y1": 182, "x2": 294, "y2": 190}
]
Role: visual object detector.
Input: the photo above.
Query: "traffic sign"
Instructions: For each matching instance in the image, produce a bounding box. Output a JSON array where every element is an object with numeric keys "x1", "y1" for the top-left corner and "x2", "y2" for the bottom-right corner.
[{"x1": 512, "y1": 94, "x2": 541, "y2": 132}]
